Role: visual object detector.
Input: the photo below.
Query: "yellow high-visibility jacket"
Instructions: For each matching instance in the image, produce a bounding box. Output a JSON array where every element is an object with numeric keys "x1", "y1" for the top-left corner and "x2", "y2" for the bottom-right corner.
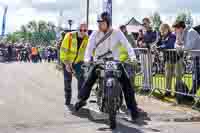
[
  {"x1": 118, "y1": 43, "x2": 129, "y2": 62},
  {"x1": 60, "y1": 32, "x2": 88, "y2": 64}
]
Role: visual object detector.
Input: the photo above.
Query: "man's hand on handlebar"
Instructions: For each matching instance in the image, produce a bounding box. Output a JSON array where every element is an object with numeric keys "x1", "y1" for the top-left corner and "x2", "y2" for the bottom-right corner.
[{"x1": 126, "y1": 58, "x2": 139, "y2": 66}]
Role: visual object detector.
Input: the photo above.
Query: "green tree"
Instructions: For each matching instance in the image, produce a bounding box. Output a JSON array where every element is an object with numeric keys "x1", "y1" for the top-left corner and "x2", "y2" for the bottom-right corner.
[
  {"x1": 38, "y1": 21, "x2": 48, "y2": 32},
  {"x1": 6, "y1": 33, "x2": 19, "y2": 44},
  {"x1": 6, "y1": 20, "x2": 57, "y2": 46},
  {"x1": 176, "y1": 10, "x2": 193, "y2": 28},
  {"x1": 151, "y1": 12, "x2": 162, "y2": 31},
  {"x1": 27, "y1": 20, "x2": 38, "y2": 32},
  {"x1": 20, "y1": 25, "x2": 29, "y2": 43}
]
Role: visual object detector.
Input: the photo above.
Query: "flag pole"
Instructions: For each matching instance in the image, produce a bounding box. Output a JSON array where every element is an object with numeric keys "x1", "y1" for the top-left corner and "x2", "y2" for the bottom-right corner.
[
  {"x1": 2, "y1": 6, "x2": 8, "y2": 36},
  {"x1": 86, "y1": 0, "x2": 89, "y2": 27}
]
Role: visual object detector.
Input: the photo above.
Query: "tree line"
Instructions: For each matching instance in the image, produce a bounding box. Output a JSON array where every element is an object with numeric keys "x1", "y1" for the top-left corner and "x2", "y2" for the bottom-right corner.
[{"x1": 6, "y1": 20, "x2": 57, "y2": 47}]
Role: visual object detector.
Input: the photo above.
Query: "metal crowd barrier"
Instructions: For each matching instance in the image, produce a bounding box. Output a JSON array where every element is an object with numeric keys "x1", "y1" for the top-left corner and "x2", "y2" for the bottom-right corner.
[{"x1": 133, "y1": 48, "x2": 200, "y2": 108}]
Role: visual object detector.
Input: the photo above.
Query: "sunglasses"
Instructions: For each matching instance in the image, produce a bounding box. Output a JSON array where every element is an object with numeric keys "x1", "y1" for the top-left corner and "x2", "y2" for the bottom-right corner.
[{"x1": 80, "y1": 29, "x2": 87, "y2": 32}]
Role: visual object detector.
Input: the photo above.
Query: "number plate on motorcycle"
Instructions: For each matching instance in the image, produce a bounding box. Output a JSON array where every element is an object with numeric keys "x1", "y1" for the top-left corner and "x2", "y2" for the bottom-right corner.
[{"x1": 105, "y1": 61, "x2": 118, "y2": 70}]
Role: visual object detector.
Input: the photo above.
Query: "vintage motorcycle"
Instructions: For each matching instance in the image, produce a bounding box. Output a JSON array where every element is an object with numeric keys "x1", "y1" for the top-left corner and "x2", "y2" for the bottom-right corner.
[{"x1": 82, "y1": 52, "x2": 129, "y2": 129}]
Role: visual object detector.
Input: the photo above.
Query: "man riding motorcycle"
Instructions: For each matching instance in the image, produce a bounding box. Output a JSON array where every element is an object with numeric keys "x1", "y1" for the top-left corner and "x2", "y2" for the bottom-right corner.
[{"x1": 75, "y1": 12, "x2": 139, "y2": 120}]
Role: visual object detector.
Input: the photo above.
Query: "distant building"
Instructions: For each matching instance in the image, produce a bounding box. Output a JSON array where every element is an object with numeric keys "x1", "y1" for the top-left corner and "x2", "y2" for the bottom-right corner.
[{"x1": 126, "y1": 17, "x2": 143, "y2": 33}]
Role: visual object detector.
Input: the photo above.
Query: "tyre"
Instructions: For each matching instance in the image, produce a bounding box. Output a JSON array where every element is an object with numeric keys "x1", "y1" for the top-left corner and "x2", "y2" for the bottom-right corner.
[
  {"x1": 105, "y1": 78, "x2": 121, "y2": 129},
  {"x1": 108, "y1": 99, "x2": 117, "y2": 129}
]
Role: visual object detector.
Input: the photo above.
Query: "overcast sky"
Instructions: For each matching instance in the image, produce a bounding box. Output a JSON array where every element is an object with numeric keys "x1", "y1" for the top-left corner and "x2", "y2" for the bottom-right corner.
[{"x1": 0, "y1": 0, "x2": 200, "y2": 33}]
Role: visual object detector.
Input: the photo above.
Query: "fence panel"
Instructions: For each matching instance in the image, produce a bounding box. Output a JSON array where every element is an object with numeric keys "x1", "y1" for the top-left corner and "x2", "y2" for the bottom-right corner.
[
  {"x1": 133, "y1": 48, "x2": 200, "y2": 107},
  {"x1": 133, "y1": 48, "x2": 152, "y2": 92}
]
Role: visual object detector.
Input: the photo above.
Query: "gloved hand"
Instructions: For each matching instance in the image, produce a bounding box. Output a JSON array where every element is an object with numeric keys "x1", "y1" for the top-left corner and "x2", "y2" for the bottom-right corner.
[
  {"x1": 127, "y1": 57, "x2": 139, "y2": 68},
  {"x1": 130, "y1": 56, "x2": 138, "y2": 63}
]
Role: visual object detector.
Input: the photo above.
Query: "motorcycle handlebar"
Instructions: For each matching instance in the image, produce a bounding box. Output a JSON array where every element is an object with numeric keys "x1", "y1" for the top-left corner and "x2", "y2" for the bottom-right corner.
[
  {"x1": 81, "y1": 59, "x2": 138, "y2": 70},
  {"x1": 81, "y1": 61, "x2": 105, "y2": 69}
]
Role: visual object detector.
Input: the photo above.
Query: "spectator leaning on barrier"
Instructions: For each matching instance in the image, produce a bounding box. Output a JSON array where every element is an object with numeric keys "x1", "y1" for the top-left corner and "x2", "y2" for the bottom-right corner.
[
  {"x1": 157, "y1": 23, "x2": 183, "y2": 97},
  {"x1": 140, "y1": 17, "x2": 157, "y2": 92},
  {"x1": 173, "y1": 21, "x2": 200, "y2": 96},
  {"x1": 142, "y1": 18, "x2": 157, "y2": 48},
  {"x1": 137, "y1": 29, "x2": 144, "y2": 48}
]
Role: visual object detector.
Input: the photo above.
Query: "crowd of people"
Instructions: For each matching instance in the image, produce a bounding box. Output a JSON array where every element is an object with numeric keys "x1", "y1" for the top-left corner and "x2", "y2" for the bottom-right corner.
[
  {"x1": 0, "y1": 44, "x2": 58, "y2": 63},
  {"x1": 132, "y1": 17, "x2": 200, "y2": 99}
]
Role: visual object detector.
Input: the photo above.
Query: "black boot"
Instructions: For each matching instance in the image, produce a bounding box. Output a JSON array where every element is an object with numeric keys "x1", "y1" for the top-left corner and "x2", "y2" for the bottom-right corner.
[
  {"x1": 65, "y1": 90, "x2": 72, "y2": 106},
  {"x1": 131, "y1": 110, "x2": 139, "y2": 121},
  {"x1": 74, "y1": 100, "x2": 87, "y2": 112}
]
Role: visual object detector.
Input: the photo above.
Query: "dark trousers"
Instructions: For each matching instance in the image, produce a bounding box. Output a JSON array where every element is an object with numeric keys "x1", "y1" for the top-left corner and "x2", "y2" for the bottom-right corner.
[
  {"x1": 47, "y1": 56, "x2": 54, "y2": 62},
  {"x1": 63, "y1": 63, "x2": 84, "y2": 103},
  {"x1": 38, "y1": 54, "x2": 42, "y2": 62},
  {"x1": 21, "y1": 54, "x2": 30, "y2": 62},
  {"x1": 7, "y1": 53, "x2": 12, "y2": 62},
  {"x1": 191, "y1": 56, "x2": 200, "y2": 95},
  {"x1": 24, "y1": 55, "x2": 30, "y2": 62},
  {"x1": 79, "y1": 65, "x2": 138, "y2": 113},
  {"x1": 32, "y1": 55, "x2": 37, "y2": 63}
]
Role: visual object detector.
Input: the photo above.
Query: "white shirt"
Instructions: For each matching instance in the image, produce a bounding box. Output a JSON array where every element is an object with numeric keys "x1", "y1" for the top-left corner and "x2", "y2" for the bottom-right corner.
[{"x1": 84, "y1": 29, "x2": 136, "y2": 62}]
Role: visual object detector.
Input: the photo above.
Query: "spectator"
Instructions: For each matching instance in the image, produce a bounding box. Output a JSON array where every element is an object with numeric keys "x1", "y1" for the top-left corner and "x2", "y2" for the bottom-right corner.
[
  {"x1": 31, "y1": 47, "x2": 38, "y2": 63},
  {"x1": 37, "y1": 47, "x2": 42, "y2": 63},
  {"x1": 142, "y1": 18, "x2": 157, "y2": 48},
  {"x1": 7, "y1": 45, "x2": 12, "y2": 62},
  {"x1": 120, "y1": 25, "x2": 137, "y2": 48},
  {"x1": 137, "y1": 29, "x2": 144, "y2": 48},
  {"x1": 21, "y1": 47, "x2": 30, "y2": 62},
  {"x1": 157, "y1": 23, "x2": 183, "y2": 97},
  {"x1": 16, "y1": 48, "x2": 20, "y2": 61},
  {"x1": 47, "y1": 47, "x2": 53, "y2": 62},
  {"x1": 44, "y1": 48, "x2": 49, "y2": 62},
  {"x1": 173, "y1": 21, "x2": 200, "y2": 96},
  {"x1": 140, "y1": 17, "x2": 157, "y2": 92},
  {"x1": 54, "y1": 48, "x2": 58, "y2": 61},
  {"x1": 40, "y1": 47, "x2": 45, "y2": 61},
  {"x1": 120, "y1": 25, "x2": 139, "y2": 60}
]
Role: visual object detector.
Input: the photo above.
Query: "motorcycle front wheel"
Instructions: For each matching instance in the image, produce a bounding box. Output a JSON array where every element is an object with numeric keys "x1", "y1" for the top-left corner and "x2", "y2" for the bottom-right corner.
[{"x1": 108, "y1": 98, "x2": 117, "y2": 129}]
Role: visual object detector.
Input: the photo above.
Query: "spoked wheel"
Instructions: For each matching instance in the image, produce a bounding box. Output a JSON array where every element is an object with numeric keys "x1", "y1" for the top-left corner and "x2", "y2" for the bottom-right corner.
[
  {"x1": 105, "y1": 79, "x2": 122, "y2": 129},
  {"x1": 108, "y1": 98, "x2": 117, "y2": 129}
]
